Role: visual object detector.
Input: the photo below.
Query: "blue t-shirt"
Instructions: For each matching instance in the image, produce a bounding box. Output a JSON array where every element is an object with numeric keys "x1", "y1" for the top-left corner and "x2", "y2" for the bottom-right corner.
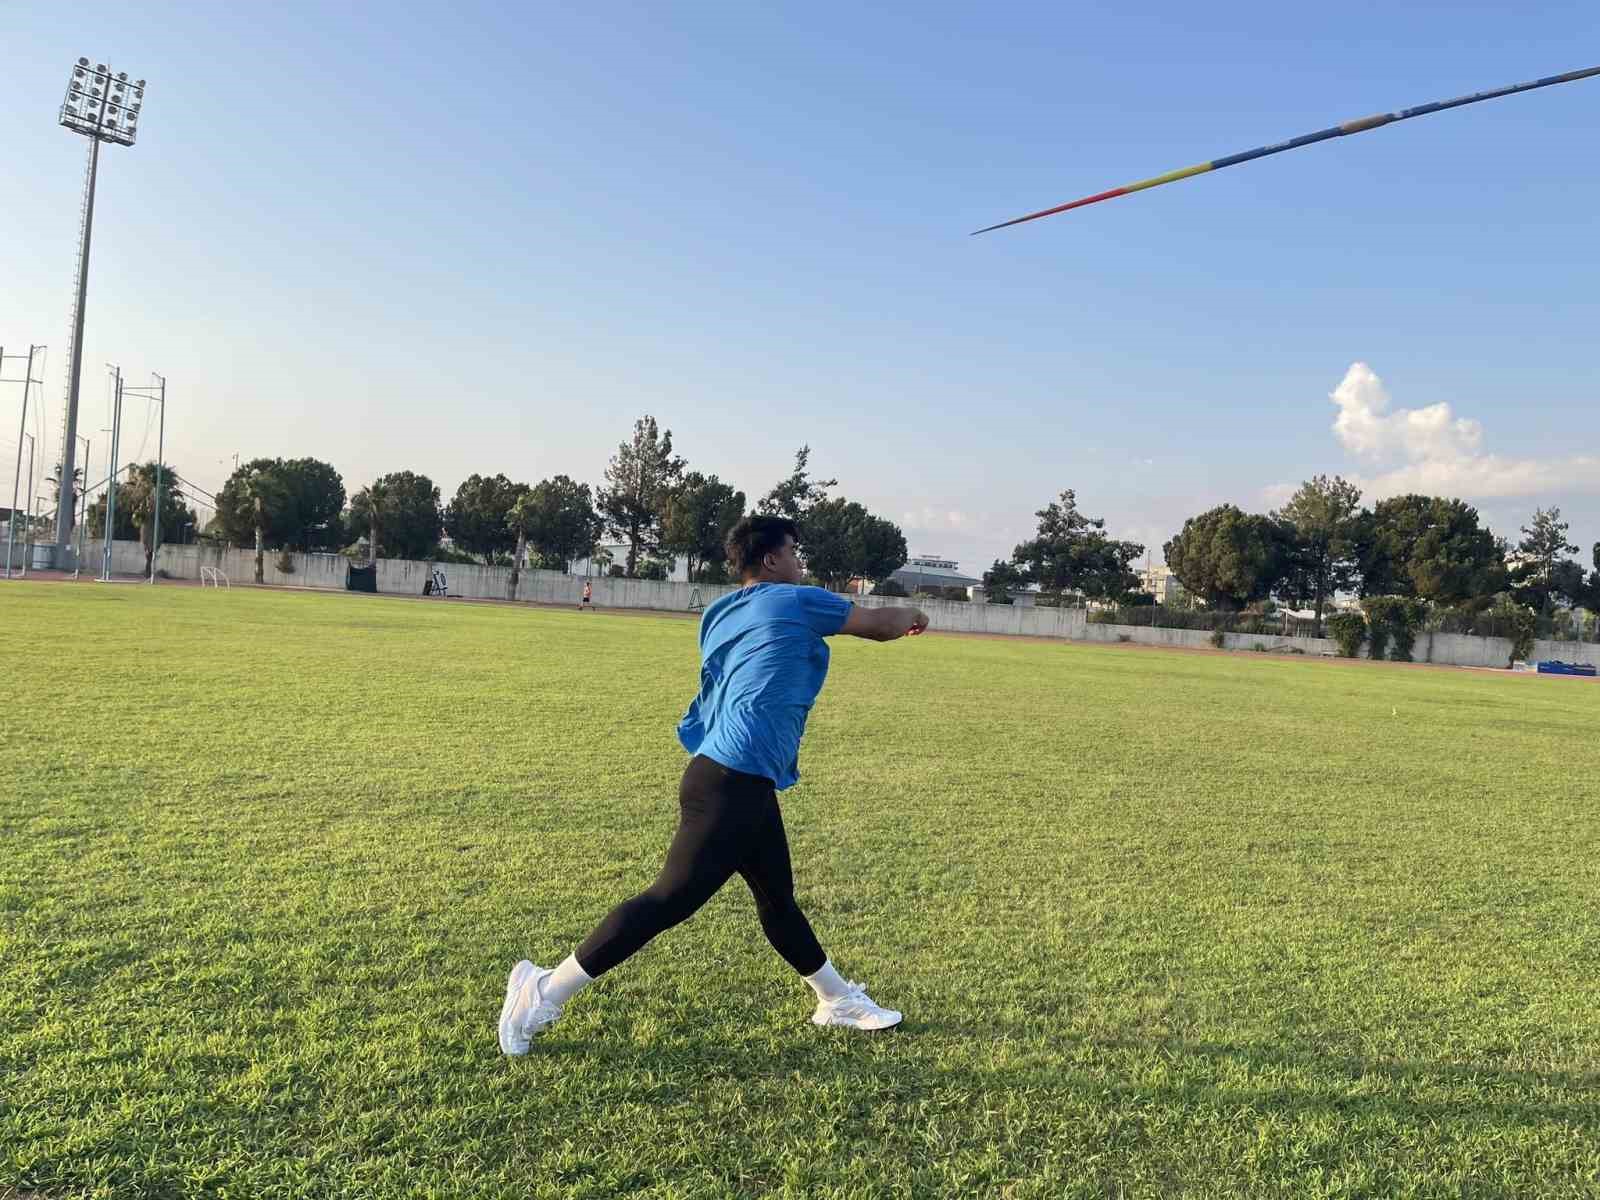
[{"x1": 677, "y1": 583, "x2": 854, "y2": 790}]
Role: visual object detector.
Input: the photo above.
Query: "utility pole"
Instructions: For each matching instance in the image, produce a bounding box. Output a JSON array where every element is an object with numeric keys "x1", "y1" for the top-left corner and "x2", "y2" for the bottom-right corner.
[
  {"x1": 74, "y1": 435, "x2": 90, "y2": 577},
  {"x1": 19, "y1": 434, "x2": 35, "y2": 576},
  {"x1": 3, "y1": 345, "x2": 44, "y2": 579},
  {"x1": 152, "y1": 376, "x2": 164, "y2": 581},
  {"x1": 101, "y1": 365, "x2": 122, "y2": 581},
  {"x1": 120, "y1": 374, "x2": 165, "y2": 581}
]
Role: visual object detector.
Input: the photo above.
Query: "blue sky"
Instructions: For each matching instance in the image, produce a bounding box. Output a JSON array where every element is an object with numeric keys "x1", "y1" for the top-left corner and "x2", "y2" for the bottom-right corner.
[{"x1": 3, "y1": 1, "x2": 1596, "y2": 570}]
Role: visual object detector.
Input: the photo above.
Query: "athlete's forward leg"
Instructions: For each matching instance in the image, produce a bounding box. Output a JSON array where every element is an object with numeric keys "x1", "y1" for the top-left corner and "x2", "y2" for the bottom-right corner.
[
  {"x1": 499, "y1": 756, "x2": 743, "y2": 1054},
  {"x1": 735, "y1": 788, "x2": 824, "y2": 974},
  {"x1": 738, "y1": 789, "x2": 903, "y2": 1031},
  {"x1": 572, "y1": 786, "x2": 740, "y2": 976}
]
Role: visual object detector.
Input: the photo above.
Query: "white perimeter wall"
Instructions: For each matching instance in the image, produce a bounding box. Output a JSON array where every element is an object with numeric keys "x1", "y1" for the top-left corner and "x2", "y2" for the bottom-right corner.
[{"x1": 94, "y1": 539, "x2": 1599, "y2": 673}]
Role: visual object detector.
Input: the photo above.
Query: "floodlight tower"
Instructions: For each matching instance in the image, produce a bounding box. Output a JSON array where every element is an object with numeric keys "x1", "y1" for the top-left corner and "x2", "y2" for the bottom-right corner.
[{"x1": 52, "y1": 58, "x2": 147, "y2": 569}]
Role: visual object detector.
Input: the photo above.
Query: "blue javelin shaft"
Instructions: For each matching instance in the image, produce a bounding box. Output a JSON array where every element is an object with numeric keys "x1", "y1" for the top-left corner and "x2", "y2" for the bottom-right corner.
[{"x1": 973, "y1": 65, "x2": 1600, "y2": 235}]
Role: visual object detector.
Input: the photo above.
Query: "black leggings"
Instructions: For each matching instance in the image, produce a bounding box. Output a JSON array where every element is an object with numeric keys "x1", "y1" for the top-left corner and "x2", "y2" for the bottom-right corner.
[{"x1": 575, "y1": 755, "x2": 827, "y2": 978}]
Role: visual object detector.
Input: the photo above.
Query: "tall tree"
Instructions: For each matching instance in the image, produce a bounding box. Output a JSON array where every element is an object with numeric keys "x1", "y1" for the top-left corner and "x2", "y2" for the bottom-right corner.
[
  {"x1": 1012, "y1": 489, "x2": 1144, "y2": 603},
  {"x1": 1162, "y1": 504, "x2": 1285, "y2": 611},
  {"x1": 444, "y1": 473, "x2": 527, "y2": 562},
  {"x1": 86, "y1": 487, "x2": 139, "y2": 541},
  {"x1": 214, "y1": 457, "x2": 346, "y2": 550},
  {"x1": 281, "y1": 457, "x2": 346, "y2": 551},
  {"x1": 801, "y1": 498, "x2": 864, "y2": 590},
  {"x1": 215, "y1": 457, "x2": 280, "y2": 547},
  {"x1": 853, "y1": 512, "x2": 908, "y2": 589},
  {"x1": 597, "y1": 416, "x2": 684, "y2": 576},
  {"x1": 981, "y1": 559, "x2": 1029, "y2": 603},
  {"x1": 1511, "y1": 507, "x2": 1580, "y2": 615},
  {"x1": 1359, "y1": 494, "x2": 1506, "y2": 609},
  {"x1": 795, "y1": 498, "x2": 908, "y2": 591},
  {"x1": 1272, "y1": 475, "x2": 1363, "y2": 636},
  {"x1": 758, "y1": 446, "x2": 837, "y2": 529},
  {"x1": 1548, "y1": 559, "x2": 1589, "y2": 611},
  {"x1": 120, "y1": 462, "x2": 196, "y2": 575},
  {"x1": 510, "y1": 475, "x2": 604, "y2": 574},
  {"x1": 349, "y1": 471, "x2": 440, "y2": 561},
  {"x1": 662, "y1": 472, "x2": 745, "y2": 582}
]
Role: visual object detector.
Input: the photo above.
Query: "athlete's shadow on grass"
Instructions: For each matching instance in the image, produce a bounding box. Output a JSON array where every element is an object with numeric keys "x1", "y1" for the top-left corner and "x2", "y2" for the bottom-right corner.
[
  {"x1": 1070, "y1": 1035, "x2": 1600, "y2": 1128},
  {"x1": 533, "y1": 1026, "x2": 1600, "y2": 1131}
]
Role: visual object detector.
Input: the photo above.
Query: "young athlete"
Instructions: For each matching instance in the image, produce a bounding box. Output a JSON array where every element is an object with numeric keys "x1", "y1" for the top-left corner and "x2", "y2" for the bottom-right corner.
[
  {"x1": 580, "y1": 579, "x2": 593, "y2": 610},
  {"x1": 499, "y1": 514, "x2": 929, "y2": 1053}
]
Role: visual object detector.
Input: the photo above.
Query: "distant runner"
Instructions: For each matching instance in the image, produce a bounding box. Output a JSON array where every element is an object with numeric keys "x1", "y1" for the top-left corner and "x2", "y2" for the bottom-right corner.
[{"x1": 580, "y1": 579, "x2": 593, "y2": 610}]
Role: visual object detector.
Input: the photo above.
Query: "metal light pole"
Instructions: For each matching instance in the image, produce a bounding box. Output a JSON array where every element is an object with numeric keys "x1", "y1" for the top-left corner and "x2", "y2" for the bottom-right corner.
[
  {"x1": 53, "y1": 59, "x2": 147, "y2": 570},
  {"x1": 121, "y1": 374, "x2": 165, "y2": 582}
]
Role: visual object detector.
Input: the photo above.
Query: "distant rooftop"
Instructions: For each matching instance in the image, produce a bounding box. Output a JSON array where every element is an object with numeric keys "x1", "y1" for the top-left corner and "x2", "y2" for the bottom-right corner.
[{"x1": 889, "y1": 556, "x2": 981, "y2": 589}]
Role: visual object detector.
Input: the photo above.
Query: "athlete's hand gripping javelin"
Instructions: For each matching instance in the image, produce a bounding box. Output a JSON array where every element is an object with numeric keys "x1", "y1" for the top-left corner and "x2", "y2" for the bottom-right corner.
[{"x1": 840, "y1": 605, "x2": 930, "y2": 641}]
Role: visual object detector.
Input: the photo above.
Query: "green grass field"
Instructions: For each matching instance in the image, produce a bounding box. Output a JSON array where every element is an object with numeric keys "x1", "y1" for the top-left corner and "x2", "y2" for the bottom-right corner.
[{"x1": 3, "y1": 582, "x2": 1598, "y2": 1199}]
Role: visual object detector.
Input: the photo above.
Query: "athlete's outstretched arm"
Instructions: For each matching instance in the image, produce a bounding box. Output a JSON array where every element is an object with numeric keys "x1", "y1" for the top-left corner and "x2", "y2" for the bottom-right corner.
[{"x1": 839, "y1": 605, "x2": 929, "y2": 642}]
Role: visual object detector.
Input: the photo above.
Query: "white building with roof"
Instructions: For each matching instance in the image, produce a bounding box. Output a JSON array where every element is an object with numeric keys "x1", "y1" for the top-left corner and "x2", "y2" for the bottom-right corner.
[{"x1": 881, "y1": 555, "x2": 983, "y2": 596}]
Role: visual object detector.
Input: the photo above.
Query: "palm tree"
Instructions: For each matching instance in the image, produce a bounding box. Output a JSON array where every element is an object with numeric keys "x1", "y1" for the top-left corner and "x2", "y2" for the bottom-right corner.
[
  {"x1": 246, "y1": 467, "x2": 272, "y2": 583},
  {"x1": 352, "y1": 480, "x2": 391, "y2": 566},
  {"x1": 122, "y1": 463, "x2": 183, "y2": 577},
  {"x1": 506, "y1": 491, "x2": 536, "y2": 598}
]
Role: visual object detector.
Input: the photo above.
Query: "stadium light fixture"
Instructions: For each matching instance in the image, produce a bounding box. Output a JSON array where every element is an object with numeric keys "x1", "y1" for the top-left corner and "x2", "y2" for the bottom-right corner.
[{"x1": 50, "y1": 58, "x2": 149, "y2": 570}]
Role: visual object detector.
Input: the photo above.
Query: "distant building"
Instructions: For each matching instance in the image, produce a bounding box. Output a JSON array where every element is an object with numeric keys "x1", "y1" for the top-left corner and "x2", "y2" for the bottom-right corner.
[
  {"x1": 569, "y1": 542, "x2": 690, "y2": 582},
  {"x1": 1138, "y1": 564, "x2": 1186, "y2": 605},
  {"x1": 883, "y1": 555, "x2": 982, "y2": 596}
]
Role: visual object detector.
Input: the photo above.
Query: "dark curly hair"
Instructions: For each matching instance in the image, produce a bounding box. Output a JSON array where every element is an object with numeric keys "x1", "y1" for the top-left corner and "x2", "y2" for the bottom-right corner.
[{"x1": 725, "y1": 514, "x2": 799, "y2": 580}]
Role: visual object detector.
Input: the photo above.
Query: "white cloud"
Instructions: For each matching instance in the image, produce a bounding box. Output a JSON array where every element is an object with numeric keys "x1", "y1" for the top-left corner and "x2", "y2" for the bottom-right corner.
[
  {"x1": 900, "y1": 507, "x2": 973, "y2": 532},
  {"x1": 1331, "y1": 362, "x2": 1484, "y2": 463},
  {"x1": 1304, "y1": 362, "x2": 1600, "y2": 501}
]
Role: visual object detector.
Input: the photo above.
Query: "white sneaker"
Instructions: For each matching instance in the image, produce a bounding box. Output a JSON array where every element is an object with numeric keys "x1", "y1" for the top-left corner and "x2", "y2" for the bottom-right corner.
[
  {"x1": 498, "y1": 960, "x2": 563, "y2": 1055},
  {"x1": 811, "y1": 980, "x2": 903, "y2": 1031}
]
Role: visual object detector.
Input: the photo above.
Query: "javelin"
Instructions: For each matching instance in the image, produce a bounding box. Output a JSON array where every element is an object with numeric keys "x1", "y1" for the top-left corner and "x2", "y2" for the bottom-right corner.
[{"x1": 972, "y1": 65, "x2": 1600, "y2": 235}]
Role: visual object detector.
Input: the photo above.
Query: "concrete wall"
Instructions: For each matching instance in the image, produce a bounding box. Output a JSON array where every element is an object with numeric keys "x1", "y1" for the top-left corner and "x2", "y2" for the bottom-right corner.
[
  {"x1": 157, "y1": 543, "x2": 348, "y2": 590},
  {"x1": 130, "y1": 540, "x2": 1600, "y2": 671},
  {"x1": 1529, "y1": 638, "x2": 1599, "y2": 668},
  {"x1": 147, "y1": 542, "x2": 743, "y2": 614},
  {"x1": 1417, "y1": 630, "x2": 1515, "y2": 669},
  {"x1": 1412, "y1": 631, "x2": 1596, "y2": 669},
  {"x1": 70, "y1": 538, "x2": 150, "y2": 576},
  {"x1": 852, "y1": 593, "x2": 1088, "y2": 638},
  {"x1": 1082, "y1": 620, "x2": 1337, "y2": 656}
]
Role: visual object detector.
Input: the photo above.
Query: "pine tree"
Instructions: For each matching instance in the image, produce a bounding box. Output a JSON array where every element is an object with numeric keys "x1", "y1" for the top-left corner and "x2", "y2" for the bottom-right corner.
[{"x1": 597, "y1": 416, "x2": 684, "y2": 577}]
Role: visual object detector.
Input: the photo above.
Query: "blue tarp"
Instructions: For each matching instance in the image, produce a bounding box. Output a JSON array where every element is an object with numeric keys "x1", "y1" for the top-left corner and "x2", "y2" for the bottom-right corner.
[{"x1": 1536, "y1": 661, "x2": 1597, "y2": 677}]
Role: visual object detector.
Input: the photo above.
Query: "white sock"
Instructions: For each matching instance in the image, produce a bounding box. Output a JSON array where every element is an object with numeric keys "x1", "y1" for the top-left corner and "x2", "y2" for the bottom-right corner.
[
  {"x1": 804, "y1": 960, "x2": 852, "y2": 1003},
  {"x1": 544, "y1": 954, "x2": 594, "y2": 1008}
]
